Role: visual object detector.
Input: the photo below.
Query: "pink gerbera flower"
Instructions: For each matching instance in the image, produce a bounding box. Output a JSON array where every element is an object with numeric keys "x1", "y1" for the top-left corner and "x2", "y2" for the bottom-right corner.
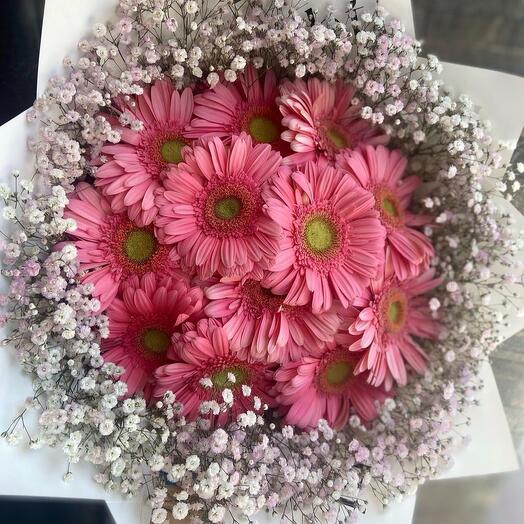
[
  {"x1": 155, "y1": 133, "x2": 282, "y2": 279},
  {"x1": 204, "y1": 275, "x2": 341, "y2": 363},
  {"x1": 263, "y1": 159, "x2": 386, "y2": 313},
  {"x1": 348, "y1": 264, "x2": 442, "y2": 390},
  {"x1": 337, "y1": 145, "x2": 434, "y2": 280},
  {"x1": 102, "y1": 273, "x2": 203, "y2": 400},
  {"x1": 64, "y1": 183, "x2": 178, "y2": 310},
  {"x1": 187, "y1": 66, "x2": 289, "y2": 153},
  {"x1": 274, "y1": 334, "x2": 387, "y2": 429},
  {"x1": 154, "y1": 320, "x2": 275, "y2": 425},
  {"x1": 278, "y1": 78, "x2": 388, "y2": 165},
  {"x1": 95, "y1": 79, "x2": 194, "y2": 226}
]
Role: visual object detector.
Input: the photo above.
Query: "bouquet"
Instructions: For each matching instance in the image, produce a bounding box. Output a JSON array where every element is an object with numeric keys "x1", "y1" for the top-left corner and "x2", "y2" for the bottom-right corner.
[{"x1": 1, "y1": 1, "x2": 522, "y2": 523}]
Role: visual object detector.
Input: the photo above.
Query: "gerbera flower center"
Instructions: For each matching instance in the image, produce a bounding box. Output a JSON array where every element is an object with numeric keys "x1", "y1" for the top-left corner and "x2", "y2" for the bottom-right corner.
[
  {"x1": 242, "y1": 279, "x2": 285, "y2": 317},
  {"x1": 248, "y1": 116, "x2": 280, "y2": 144},
  {"x1": 141, "y1": 328, "x2": 171, "y2": 354},
  {"x1": 382, "y1": 197, "x2": 399, "y2": 218},
  {"x1": 303, "y1": 216, "x2": 338, "y2": 254},
  {"x1": 211, "y1": 366, "x2": 248, "y2": 390},
  {"x1": 318, "y1": 122, "x2": 350, "y2": 155},
  {"x1": 325, "y1": 126, "x2": 348, "y2": 150},
  {"x1": 124, "y1": 229, "x2": 157, "y2": 263},
  {"x1": 214, "y1": 196, "x2": 243, "y2": 220},
  {"x1": 137, "y1": 125, "x2": 188, "y2": 176},
  {"x1": 201, "y1": 181, "x2": 259, "y2": 237},
  {"x1": 160, "y1": 139, "x2": 186, "y2": 164},
  {"x1": 380, "y1": 289, "x2": 408, "y2": 333},
  {"x1": 375, "y1": 187, "x2": 404, "y2": 227},
  {"x1": 103, "y1": 217, "x2": 171, "y2": 279},
  {"x1": 318, "y1": 349, "x2": 355, "y2": 394}
]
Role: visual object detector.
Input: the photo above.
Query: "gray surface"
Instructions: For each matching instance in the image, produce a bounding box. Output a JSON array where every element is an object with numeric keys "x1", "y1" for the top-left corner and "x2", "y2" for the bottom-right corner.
[
  {"x1": 413, "y1": 0, "x2": 524, "y2": 76},
  {"x1": 412, "y1": 1, "x2": 524, "y2": 523}
]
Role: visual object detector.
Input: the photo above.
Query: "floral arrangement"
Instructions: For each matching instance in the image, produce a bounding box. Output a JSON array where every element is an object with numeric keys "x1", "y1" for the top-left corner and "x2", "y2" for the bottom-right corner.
[{"x1": 1, "y1": 1, "x2": 522, "y2": 523}]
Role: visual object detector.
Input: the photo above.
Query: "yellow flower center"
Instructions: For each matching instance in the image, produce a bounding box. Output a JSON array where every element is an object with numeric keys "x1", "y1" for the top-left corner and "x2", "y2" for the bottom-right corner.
[
  {"x1": 160, "y1": 139, "x2": 186, "y2": 164},
  {"x1": 124, "y1": 229, "x2": 157, "y2": 263},
  {"x1": 142, "y1": 328, "x2": 171, "y2": 354},
  {"x1": 248, "y1": 116, "x2": 280, "y2": 144},
  {"x1": 214, "y1": 196, "x2": 243, "y2": 220},
  {"x1": 304, "y1": 216, "x2": 337, "y2": 254},
  {"x1": 211, "y1": 367, "x2": 248, "y2": 390}
]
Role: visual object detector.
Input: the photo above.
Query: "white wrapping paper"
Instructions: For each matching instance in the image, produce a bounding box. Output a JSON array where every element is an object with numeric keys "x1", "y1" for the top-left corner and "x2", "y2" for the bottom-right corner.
[{"x1": 0, "y1": 1, "x2": 521, "y2": 523}]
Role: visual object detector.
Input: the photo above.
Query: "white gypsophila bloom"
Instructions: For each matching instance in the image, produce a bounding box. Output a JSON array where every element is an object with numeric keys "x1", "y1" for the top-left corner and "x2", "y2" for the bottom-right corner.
[
  {"x1": 173, "y1": 48, "x2": 187, "y2": 63},
  {"x1": 241, "y1": 385, "x2": 251, "y2": 396},
  {"x1": 171, "y1": 502, "x2": 189, "y2": 520},
  {"x1": 207, "y1": 72, "x2": 219, "y2": 87},
  {"x1": 231, "y1": 55, "x2": 247, "y2": 71},
  {"x1": 295, "y1": 64, "x2": 306, "y2": 78},
  {"x1": 111, "y1": 458, "x2": 126, "y2": 477},
  {"x1": 429, "y1": 298, "x2": 441, "y2": 311},
  {"x1": 150, "y1": 454, "x2": 165, "y2": 472},
  {"x1": 170, "y1": 464, "x2": 186, "y2": 482},
  {"x1": 151, "y1": 508, "x2": 168, "y2": 524},
  {"x1": 171, "y1": 64, "x2": 184, "y2": 78},
  {"x1": 2, "y1": 207, "x2": 15, "y2": 220},
  {"x1": 0, "y1": 183, "x2": 10, "y2": 198},
  {"x1": 185, "y1": 455, "x2": 200, "y2": 471},
  {"x1": 224, "y1": 69, "x2": 237, "y2": 82},
  {"x1": 99, "y1": 419, "x2": 115, "y2": 436},
  {"x1": 92, "y1": 23, "x2": 107, "y2": 38},
  {"x1": 105, "y1": 446, "x2": 121, "y2": 462},
  {"x1": 175, "y1": 491, "x2": 189, "y2": 501},
  {"x1": 208, "y1": 505, "x2": 226, "y2": 523},
  {"x1": 222, "y1": 388, "x2": 233, "y2": 404},
  {"x1": 184, "y1": 1, "x2": 199, "y2": 15}
]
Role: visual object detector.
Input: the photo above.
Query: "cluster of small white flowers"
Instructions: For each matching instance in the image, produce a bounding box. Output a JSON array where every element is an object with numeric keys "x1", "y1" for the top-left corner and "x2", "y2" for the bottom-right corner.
[{"x1": 1, "y1": 2, "x2": 522, "y2": 523}]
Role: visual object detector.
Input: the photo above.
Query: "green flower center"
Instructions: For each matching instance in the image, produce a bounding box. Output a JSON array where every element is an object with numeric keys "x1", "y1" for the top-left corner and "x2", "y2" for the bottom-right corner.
[
  {"x1": 124, "y1": 229, "x2": 157, "y2": 263},
  {"x1": 211, "y1": 367, "x2": 248, "y2": 390},
  {"x1": 304, "y1": 216, "x2": 337, "y2": 254},
  {"x1": 318, "y1": 354, "x2": 355, "y2": 394},
  {"x1": 214, "y1": 196, "x2": 243, "y2": 220},
  {"x1": 325, "y1": 360, "x2": 353, "y2": 387},
  {"x1": 142, "y1": 328, "x2": 171, "y2": 354},
  {"x1": 388, "y1": 300, "x2": 402, "y2": 324},
  {"x1": 248, "y1": 116, "x2": 280, "y2": 144},
  {"x1": 382, "y1": 197, "x2": 400, "y2": 218},
  {"x1": 381, "y1": 290, "x2": 408, "y2": 332},
  {"x1": 160, "y1": 139, "x2": 186, "y2": 164},
  {"x1": 326, "y1": 127, "x2": 348, "y2": 150}
]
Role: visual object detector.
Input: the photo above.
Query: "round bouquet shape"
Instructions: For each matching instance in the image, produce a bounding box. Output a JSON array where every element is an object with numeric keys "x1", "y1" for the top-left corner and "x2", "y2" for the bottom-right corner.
[{"x1": 1, "y1": 2, "x2": 521, "y2": 524}]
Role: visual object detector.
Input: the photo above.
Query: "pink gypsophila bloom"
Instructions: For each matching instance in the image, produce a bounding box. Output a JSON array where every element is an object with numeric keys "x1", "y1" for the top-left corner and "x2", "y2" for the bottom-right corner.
[
  {"x1": 204, "y1": 275, "x2": 341, "y2": 363},
  {"x1": 187, "y1": 65, "x2": 290, "y2": 153},
  {"x1": 102, "y1": 272, "x2": 203, "y2": 400},
  {"x1": 95, "y1": 79, "x2": 194, "y2": 226},
  {"x1": 278, "y1": 78, "x2": 388, "y2": 165},
  {"x1": 154, "y1": 320, "x2": 275, "y2": 425},
  {"x1": 337, "y1": 145, "x2": 434, "y2": 280},
  {"x1": 348, "y1": 263, "x2": 443, "y2": 390},
  {"x1": 263, "y1": 159, "x2": 386, "y2": 313},
  {"x1": 155, "y1": 133, "x2": 282, "y2": 279},
  {"x1": 274, "y1": 328, "x2": 387, "y2": 429},
  {"x1": 63, "y1": 182, "x2": 179, "y2": 310}
]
